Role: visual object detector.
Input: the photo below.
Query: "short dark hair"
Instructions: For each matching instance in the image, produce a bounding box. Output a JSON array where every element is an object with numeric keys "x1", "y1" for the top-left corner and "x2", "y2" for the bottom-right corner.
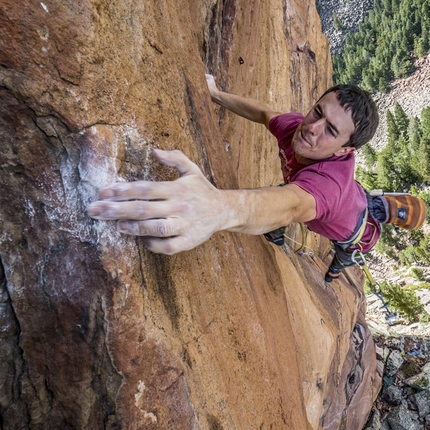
[{"x1": 318, "y1": 84, "x2": 379, "y2": 150}]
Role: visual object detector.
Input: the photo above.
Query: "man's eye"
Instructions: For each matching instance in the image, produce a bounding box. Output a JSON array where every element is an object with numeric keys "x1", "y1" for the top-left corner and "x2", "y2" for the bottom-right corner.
[
  {"x1": 327, "y1": 127, "x2": 335, "y2": 137},
  {"x1": 314, "y1": 108, "x2": 322, "y2": 117}
]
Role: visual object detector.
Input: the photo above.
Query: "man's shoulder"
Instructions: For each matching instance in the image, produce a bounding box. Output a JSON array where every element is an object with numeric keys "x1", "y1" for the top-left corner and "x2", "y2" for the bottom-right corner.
[
  {"x1": 314, "y1": 152, "x2": 355, "y2": 172},
  {"x1": 270, "y1": 112, "x2": 304, "y2": 125},
  {"x1": 269, "y1": 112, "x2": 304, "y2": 140}
]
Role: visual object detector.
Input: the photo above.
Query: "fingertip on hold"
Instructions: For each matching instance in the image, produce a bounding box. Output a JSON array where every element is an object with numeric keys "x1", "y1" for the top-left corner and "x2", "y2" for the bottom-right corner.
[
  {"x1": 118, "y1": 220, "x2": 138, "y2": 235},
  {"x1": 152, "y1": 148, "x2": 163, "y2": 158},
  {"x1": 87, "y1": 203, "x2": 101, "y2": 217},
  {"x1": 118, "y1": 220, "x2": 129, "y2": 233},
  {"x1": 99, "y1": 188, "x2": 115, "y2": 199}
]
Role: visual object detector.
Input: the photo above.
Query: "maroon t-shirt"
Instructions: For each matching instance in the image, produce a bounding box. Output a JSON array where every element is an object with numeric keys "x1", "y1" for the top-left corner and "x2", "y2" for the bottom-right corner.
[{"x1": 269, "y1": 112, "x2": 380, "y2": 247}]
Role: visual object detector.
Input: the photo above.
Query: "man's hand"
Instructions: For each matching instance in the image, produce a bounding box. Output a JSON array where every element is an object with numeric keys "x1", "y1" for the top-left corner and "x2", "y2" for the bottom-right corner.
[
  {"x1": 205, "y1": 74, "x2": 219, "y2": 101},
  {"x1": 88, "y1": 149, "x2": 228, "y2": 255}
]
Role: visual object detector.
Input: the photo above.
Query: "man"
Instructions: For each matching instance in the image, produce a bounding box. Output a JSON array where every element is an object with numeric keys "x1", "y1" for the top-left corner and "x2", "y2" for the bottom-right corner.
[{"x1": 88, "y1": 75, "x2": 379, "y2": 277}]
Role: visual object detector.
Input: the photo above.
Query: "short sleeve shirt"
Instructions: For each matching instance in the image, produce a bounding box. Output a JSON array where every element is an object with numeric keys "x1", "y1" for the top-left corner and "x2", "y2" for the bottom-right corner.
[{"x1": 269, "y1": 112, "x2": 369, "y2": 242}]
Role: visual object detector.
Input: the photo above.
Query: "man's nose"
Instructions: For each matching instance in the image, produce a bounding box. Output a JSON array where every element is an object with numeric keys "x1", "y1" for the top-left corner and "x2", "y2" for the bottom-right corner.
[{"x1": 308, "y1": 118, "x2": 324, "y2": 134}]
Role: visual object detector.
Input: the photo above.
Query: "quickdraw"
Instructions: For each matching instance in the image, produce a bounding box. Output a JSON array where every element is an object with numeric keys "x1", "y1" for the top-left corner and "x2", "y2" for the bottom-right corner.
[{"x1": 350, "y1": 249, "x2": 400, "y2": 326}]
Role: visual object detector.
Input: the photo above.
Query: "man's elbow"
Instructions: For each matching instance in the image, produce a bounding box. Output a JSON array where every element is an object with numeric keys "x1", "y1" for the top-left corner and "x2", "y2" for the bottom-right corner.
[{"x1": 285, "y1": 185, "x2": 317, "y2": 224}]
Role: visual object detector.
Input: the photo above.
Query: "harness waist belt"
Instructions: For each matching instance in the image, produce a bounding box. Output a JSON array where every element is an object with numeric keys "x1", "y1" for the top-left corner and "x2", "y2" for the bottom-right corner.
[{"x1": 334, "y1": 208, "x2": 368, "y2": 247}]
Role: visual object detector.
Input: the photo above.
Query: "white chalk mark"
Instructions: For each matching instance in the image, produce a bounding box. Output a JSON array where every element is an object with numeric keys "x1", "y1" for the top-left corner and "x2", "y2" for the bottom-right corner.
[
  {"x1": 40, "y1": 2, "x2": 49, "y2": 12},
  {"x1": 134, "y1": 380, "x2": 146, "y2": 405}
]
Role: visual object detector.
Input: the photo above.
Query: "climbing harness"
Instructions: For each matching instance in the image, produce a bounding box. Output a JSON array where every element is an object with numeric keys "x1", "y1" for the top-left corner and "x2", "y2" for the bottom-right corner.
[
  {"x1": 325, "y1": 189, "x2": 427, "y2": 283},
  {"x1": 350, "y1": 249, "x2": 400, "y2": 326},
  {"x1": 335, "y1": 208, "x2": 369, "y2": 248}
]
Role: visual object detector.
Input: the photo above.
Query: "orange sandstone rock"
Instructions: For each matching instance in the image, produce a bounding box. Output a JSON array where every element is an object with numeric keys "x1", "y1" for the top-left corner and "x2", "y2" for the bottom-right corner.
[{"x1": 0, "y1": 0, "x2": 380, "y2": 428}]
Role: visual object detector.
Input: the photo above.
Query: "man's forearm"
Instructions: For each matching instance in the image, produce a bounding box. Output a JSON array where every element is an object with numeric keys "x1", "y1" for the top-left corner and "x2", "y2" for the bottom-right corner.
[
  {"x1": 206, "y1": 74, "x2": 280, "y2": 128},
  {"x1": 211, "y1": 91, "x2": 277, "y2": 126},
  {"x1": 221, "y1": 185, "x2": 315, "y2": 235}
]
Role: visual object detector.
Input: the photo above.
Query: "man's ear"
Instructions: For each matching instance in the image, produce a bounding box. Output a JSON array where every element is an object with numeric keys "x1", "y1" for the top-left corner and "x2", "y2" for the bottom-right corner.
[{"x1": 334, "y1": 146, "x2": 355, "y2": 157}]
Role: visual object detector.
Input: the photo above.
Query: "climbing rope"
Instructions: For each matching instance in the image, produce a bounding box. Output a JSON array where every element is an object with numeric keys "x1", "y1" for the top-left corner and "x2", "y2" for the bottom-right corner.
[
  {"x1": 350, "y1": 249, "x2": 400, "y2": 326},
  {"x1": 282, "y1": 223, "x2": 314, "y2": 256}
]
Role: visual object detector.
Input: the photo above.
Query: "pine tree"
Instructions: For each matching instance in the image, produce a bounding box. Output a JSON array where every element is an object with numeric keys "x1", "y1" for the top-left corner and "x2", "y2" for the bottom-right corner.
[
  {"x1": 361, "y1": 144, "x2": 378, "y2": 169},
  {"x1": 333, "y1": 12, "x2": 344, "y2": 31},
  {"x1": 394, "y1": 103, "x2": 410, "y2": 141},
  {"x1": 378, "y1": 76, "x2": 390, "y2": 93},
  {"x1": 408, "y1": 116, "x2": 422, "y2": 152},
  {"x1": 416, "y1": 137, "x2": 430, "y2": 182},
  {"x1": 421, "y1": 106, "x2": 430, "y2": 138},
  {"x1": 386, "y1": 110, "x2": 400, "y2": 143}
]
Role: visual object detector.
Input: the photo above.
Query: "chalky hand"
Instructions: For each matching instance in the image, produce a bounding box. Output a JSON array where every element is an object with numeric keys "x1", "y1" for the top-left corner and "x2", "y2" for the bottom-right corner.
[{"x1": 88, "y1": 149, "x2": 227, "y2": 255}]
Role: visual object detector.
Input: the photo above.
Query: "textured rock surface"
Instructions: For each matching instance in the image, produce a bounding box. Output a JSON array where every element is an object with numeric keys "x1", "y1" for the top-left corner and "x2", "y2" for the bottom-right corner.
[
  {"x1": 365, "y1": 336, "x2": 430, "y2": 430},
  {"x1": 0, "y1": 0, "x2": 380, "y2": 429}
]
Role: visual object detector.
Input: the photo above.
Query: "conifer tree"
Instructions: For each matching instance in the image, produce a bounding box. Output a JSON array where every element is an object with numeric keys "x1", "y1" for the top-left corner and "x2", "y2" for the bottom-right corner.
[
  {"x1": 394, "y1": 103, "x2": 410, "y2": 141},
  {"x1": 421, "y1": 106, "x2": 430, "y2": 138},
  {"x1": 386, "y1": 110, "x2": 400, "y2": 143}
]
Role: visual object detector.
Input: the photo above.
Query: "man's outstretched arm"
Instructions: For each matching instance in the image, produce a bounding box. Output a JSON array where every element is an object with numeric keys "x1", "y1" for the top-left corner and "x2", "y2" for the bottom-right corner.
[
  {"x1": 88, "y1": 149, "x2": 316, "y2": 255},
  {"x1": 206, "y1": 75, "x2": 282, "y2": 129}
]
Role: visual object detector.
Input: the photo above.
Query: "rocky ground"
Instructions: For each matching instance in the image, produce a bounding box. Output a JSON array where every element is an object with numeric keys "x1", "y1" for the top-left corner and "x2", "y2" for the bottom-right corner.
[
  {"x1": 362, "y1": 250, "x2": 430, "y2": 429},
  {"x1": 363, "y1": 240, "x2": 430, "y2": 429},
  {"x1": 317, "y1": 0, "x2": 375, "y2": 56},
  {"x1": 364, "y1": 335, "x2": 430, "y2": 430}
]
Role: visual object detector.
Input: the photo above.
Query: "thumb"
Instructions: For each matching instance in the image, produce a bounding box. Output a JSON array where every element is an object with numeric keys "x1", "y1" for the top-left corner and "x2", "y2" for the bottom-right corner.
[{"x1": 153, "y1": 148, "x2": 201, "y2": 176}]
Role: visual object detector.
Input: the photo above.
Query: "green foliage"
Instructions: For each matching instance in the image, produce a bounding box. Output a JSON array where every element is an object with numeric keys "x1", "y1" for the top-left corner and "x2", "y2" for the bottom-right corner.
[
  {"x1": 378, "y1": 76, "x2": 390, "y2": 93},
  {"x1": 364, "y1": 278, "x2": 373, "y2": 294},
  {"x1": 404, "y1": 283, "x2": 423, "y2": 291},
  {"x1": 415, "y1": 376, "x2": 429, "y2": 388},
  {"x1": 420, "y1": 313, "x2": 430, "y2": 324},
  {"x1": 355, "y1": 165, "x2": 379, "y2": 190},
  {"x1": 400, "y1": 236, "x2": 430, "y2": 266},
  {"x1": 411, "y1": 267, "x2": 425, "y2": 281},
  {"x1": 421, "y1": 107, "x2": 430, "y2": 139},
  {"x1": 394, "y1": 103, "x2": 409, "y2": 138},
  {"x1": 333, "y1": 0, "x2": 430, "y2": 90},
  {"x1": 375, "y1": 224, "x2": 407, "y2": 258},
  {"x1": 400, "y1": 360, "x2": 421, "y2": 378},
  {"x1": 362, "y1": 144, "x2": 378, "y2": 169},
  {"x1": 380, "y1": 281, "x2": 425, "y2": 321},
  {"x1": 418, "y1": 190, "x2": 430, "y2": 223},
  {"x1": 333, "y1": 12, "x2": 344, "y2": 31}
]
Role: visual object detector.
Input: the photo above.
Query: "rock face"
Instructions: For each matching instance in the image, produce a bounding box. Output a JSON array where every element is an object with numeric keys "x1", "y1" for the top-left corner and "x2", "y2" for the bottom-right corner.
[{"x1": 0, "y1": 1, "x2": 380, "y2": 429}]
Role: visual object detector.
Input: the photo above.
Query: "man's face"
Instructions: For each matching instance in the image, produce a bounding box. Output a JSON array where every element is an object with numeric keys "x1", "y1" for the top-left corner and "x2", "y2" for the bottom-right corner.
[{"x1": 291, "y1": 91, "x2": 356, "y2": 164}]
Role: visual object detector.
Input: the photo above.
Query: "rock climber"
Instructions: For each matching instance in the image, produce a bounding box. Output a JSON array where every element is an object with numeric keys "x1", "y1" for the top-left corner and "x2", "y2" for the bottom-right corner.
[{"x1": 88, "y1": 74, "x2": 381, "y2": 279}]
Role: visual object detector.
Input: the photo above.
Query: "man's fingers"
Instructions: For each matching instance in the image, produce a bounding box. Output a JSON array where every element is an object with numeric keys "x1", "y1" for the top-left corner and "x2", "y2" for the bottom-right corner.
[
  {"x1": 143, "y1": 235, "x2": 194, "y2": 255},
  {"x1": 117, "y1": 220, "x2": 194, "y2": 255},
  {"x1": 98, "y1": 180, "x2": 173, "y2": 201},
  {"x1": 118, "y1": 219, "x2": 180, "y2": 238},
  {"x1": 153, "y1": 149, "x2": 201, "y2": 176},
  {"x1": 88, "y1": 200, "x2": 177, "y2": 220}
]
